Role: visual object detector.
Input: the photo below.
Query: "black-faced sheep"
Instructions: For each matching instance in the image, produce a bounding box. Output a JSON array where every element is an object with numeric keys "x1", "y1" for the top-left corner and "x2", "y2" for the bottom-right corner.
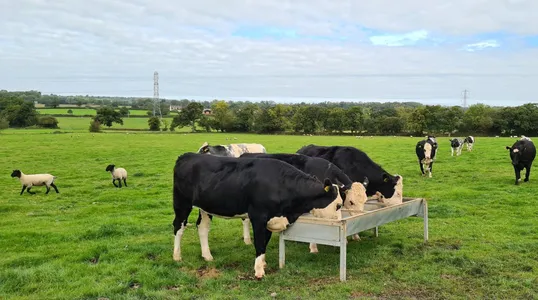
[
  {"x1": 105, "y1": 164, "x2": 128, "y2": 188},
  {"x1": 10, "y1": 169, "x2": 59, "y2": 195}
]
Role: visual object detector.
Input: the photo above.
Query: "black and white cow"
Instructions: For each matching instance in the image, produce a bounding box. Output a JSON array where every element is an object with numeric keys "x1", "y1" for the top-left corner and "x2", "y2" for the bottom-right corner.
[
  {"x1": 506, "y1": 137, "x2": 536, "y2": 185},
  {"x1": 463, "y1": 136, "x2": 475, "y2": 152},
  {"x1": 450, "y1": 138, "x2": 464, "y2": 156},
  {"x1": 240, "y1": 152, "x2": 370, "y2": 250},
  {"x1": 296, "y1": 144, "x2": 403, "y2": 205},
  {"x1": 198, "y1": 141, "x2": 266, "y2": 157},
  {"x1": 196, "y1": 141, "x2": 267, "y2": 245},
  {"x1": 416, "y1": 136, "x2": 438, "y2": 178},
  {"x1": 172, "y1": 153, "x2": 343, "y2": 279}
]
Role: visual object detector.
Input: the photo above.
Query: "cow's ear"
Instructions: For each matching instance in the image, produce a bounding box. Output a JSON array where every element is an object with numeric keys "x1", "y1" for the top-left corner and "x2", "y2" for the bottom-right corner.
[
  {"x1": 323, "y1": 178, "x2": 333, "y2": 192},
  {"x1": 505, "y1": 146, "x2": 511, "y2": 150}
]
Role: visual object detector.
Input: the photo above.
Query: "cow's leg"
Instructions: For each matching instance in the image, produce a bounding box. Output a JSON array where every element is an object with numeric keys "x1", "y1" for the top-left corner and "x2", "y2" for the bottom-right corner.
[
  {"x1": 250, "y1": 215, "x2": 269, "y2": 279},
  {"x1": 419, "y1": 161, "x2": 425, "y2": 176},
  {"x1": 198, "y1": 210, "x2": 213, "y2": 261},
  {"x1": 524, "y1": 164, "x2": 532, "y2": 182},
  {"x1": 514, "y1": 166, "x2": 521, "y2": 185},
  {"x1": 50, "y1": 183, "x2": 59, "y2": 193},
  {"x1": 428, "y1": 162, "x2": 433, "y2": 178},
  {"x1": 172, "y1": 191, "x2": 192, "y2": 262},
  {"x1": 242, "y1": 218, "x2": 252, "y2": 245},
  {"x1": 451, "y1": 148, "x2": 454, "y2": 156}
]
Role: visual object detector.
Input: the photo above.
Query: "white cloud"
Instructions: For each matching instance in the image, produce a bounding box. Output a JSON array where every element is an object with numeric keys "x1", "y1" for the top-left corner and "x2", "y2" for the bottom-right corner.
[{"x1": 0, "y1": 0, "x2": 538, "y2": 106}]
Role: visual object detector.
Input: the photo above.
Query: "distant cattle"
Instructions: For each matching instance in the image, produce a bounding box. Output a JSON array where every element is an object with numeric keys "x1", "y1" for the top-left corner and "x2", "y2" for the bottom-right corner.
[
  {"x1": 506, "y1": 137, "x2": 536, "y2": 185},
  {"x1": 172, "y1": 153, "x2": 343, "y2": 279},
  {"x1": 240, "y1": 152, "x2": 370, "y2": 250},
  {"x1": 450, "y1": 138, "x2": 464, "y2": 156},
  {"x1": 296, "y1": 144, "x2": 403, "y2": 205},
  {"x1": 463, "y1": 136, "x2": 475, "y2": 152},
  {"x1": 197, "y1": 141, "x2": 266, "y2": 157},
  {"x1": 196, "y1": 141, "x2": 267, "y2": 245},
  {"x1": 416, "y1": 136, "x2": 438, "y2": 178}
]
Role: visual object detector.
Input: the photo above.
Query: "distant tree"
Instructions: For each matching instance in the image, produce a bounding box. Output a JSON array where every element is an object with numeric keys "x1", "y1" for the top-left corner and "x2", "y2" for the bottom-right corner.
[
  {"x1": 161, "y1": 119, "x2": 169, "y2": 131},
  {"x1": 119, "y1": 107, "x2": 129, "y2": 117},
  {"x1": 148, "y1": 116, "x2": 161, "y2": 131},
  {"x1": 93, "y1": 107, "x2": 123, "y2": 127},
  {"x1": 89, "y1": 119, "x2": 101, "y2": 132},
  {"x1": 37, "y1": 116, "x2": 59, "y2": 128},
  {"x1": 211, "y1": 100, "x2": 235, "y2": 132},
  {"x1": 344, "y1": 106, "x2": 364, "y2": 134},
  {"x1": 67, "y1": 109, "x2": 73, "y2": 115},
  {"x1": 0, "y1": 117, "x2": 8, "y2": 130},
  {"x1": 171, "y1": 101, "x2": 204, "y2": 132},
  {"x1": 234, "y1": 103, "x2": 258, "y2": 132}
]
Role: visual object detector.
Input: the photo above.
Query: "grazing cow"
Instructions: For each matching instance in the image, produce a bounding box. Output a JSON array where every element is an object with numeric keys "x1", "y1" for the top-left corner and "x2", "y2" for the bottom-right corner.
[
  {"x1": 296, "y1": 145, "x2": 403, "y2": 205},
  {"x1": 197, "y1": 141, "x2": 266, "y2": 157},
  {"x1": 240, "y1": 152, "x2": 370, "y2": 250},
  {"x1": 196, "y1": 141, "x2": 267, "y2": 245},
  {"x1": 416, "y1": 136, "x2": 438, "y2": 178},
  {"x1": 463, "y1": 136, "x2": 475, "y2": 152},
  {"x1": 506, "y1": 137, "x2": 536, "y2": 185},
  {"x1": 450, "y1": 138, "x2": 464, "y2": 156},
  {"x1": 172, "y1": 153, "x2": 343, "y2": 279}
]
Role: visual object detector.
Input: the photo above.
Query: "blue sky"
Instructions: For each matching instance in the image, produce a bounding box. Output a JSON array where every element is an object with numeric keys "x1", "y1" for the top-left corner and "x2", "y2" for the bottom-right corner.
[{"x1": 1, "y1": 0, "x2": 538, "y2": 106}]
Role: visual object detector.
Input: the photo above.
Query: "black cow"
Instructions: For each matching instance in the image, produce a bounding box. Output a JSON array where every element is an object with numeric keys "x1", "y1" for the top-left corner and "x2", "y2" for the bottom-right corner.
[
  {"x1": 506, "y1": 137, "x2": 536, "y2": 185},
  {"x1": 296, "y1": 144, "x2": 403, "y2": 204},
  {"x1": 172, "y1": 153, "x2": 343, "y2": 279},
  {"x1": 450, "y1": 138, "x2": 464, "y2": 156},
  {"x1": 240, "y1": 152, "x2": 370, "y2": 251},
  {"x1": 416, "y1": 136, "x2": 438, "y2": 178}
]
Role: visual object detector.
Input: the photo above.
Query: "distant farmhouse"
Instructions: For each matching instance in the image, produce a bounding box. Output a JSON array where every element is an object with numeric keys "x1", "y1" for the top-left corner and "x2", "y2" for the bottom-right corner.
[{"x1": 169, "y1": 105, "x2": 182, "y2": 111}]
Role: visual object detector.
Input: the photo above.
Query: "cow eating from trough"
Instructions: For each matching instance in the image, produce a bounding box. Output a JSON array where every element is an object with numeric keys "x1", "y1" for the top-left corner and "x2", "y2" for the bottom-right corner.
[
  {"x1": 416, "y1": 136, "x2": 438, "y2": 178},
  {"x1": 296, "y1": 144, "x2": 403, "y2": 206},
  {"x1": 196, "y1": 141, "x2": 267, "y2": 245},
  {"x1": 239, "y1": 152, "x2": 370, "y2": 251},
  {"x1": 506, "y1": 137, "x2": 536, "y2": 185},
  {"x1": 450, "y1": 138, "x2": 464, "y2": 156},
  {"x1": 172, "y1": 152, "x2": 343, "y2": 279},
  {"x1": 464, "y1": 136, "x2": 475, "y2": 152}
]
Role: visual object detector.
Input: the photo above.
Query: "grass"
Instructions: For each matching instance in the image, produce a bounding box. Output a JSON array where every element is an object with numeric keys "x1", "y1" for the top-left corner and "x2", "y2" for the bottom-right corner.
[
  {"x1": 38, "y1": 108, "x2": 155, "y2": 116},
  {"x1": 0, "y1": 131, "x2": 537, "y2": 299}
]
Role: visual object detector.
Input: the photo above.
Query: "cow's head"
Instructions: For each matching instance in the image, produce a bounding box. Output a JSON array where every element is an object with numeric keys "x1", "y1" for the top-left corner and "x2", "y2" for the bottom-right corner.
[
  {"x1": 450, "y1": 138, "x2": 460, "y2": 148},
  {"x1": 310, "y1": 178, "x2": 344, "y2": 220},
  {"x1": 421, "y1": 139, "x2": 438, "y2": 164},
  {"x1": 338, "y1": 177, "x2": 369, "y2": 215},
  {"x1": 197, "y1": 142, "x2": 230, "y2": 156},
  {"x1": 506, "y1": 144, "x2": 523, "y2": 165},
  {"x1": 10, "y1": 169, "x2": 21, "y2": 178},
  {"x1": 374, "y1": 174, "x2": 404, "y2": 205}
]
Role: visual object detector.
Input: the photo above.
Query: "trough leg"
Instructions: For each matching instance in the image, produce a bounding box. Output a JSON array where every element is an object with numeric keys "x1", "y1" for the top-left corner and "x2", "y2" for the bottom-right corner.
[
  {"x1": 279, "y1": 233, "x2": 285, "y2": 269},
  {"x1": 339, "y1": 225, "x2": 347, "y2": 282},
  {"x1": 373, "y1": 226, "x2": 379, "y2": 237},
  {"x1": 423, "y1": 200, "x2": 429, "y2": 243}
]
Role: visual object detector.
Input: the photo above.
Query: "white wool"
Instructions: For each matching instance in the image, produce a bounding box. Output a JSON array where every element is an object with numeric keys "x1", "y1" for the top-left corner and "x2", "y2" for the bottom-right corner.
[
  {"x1": 18, "y1": 172, "x2": 56, "y2": 187},
  {"x1": 110, "y1": 167, "x2": 128, "y2": 180}
]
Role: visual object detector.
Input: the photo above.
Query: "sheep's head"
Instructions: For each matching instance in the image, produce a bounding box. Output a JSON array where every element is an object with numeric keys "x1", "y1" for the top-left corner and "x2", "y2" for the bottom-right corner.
[
  {"x1": 10, "y1": 170, "x2": 21, "y2": 178},
  {"x1": 105, "y1": 164, "x2": 115, "y2": 172}
]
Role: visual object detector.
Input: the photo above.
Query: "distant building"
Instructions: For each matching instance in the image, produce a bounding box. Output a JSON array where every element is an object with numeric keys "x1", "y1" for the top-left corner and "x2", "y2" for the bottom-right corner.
[
  {"x1": 33, "y1": 101, "x2": 45, "y2": 108},
  {"x1": 203, "y1": 109, "x2": 212, "y2": 115},
  {"x1": 169, "y1": 105, "x2": 183, "y2": 111}
]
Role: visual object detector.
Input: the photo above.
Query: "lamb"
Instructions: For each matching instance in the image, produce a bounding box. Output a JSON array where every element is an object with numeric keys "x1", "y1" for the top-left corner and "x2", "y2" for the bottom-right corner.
[
  {"x1": 105, "y1": 164, "x2": 128, "y2": 188},
  {"x1": 10, "y1": 169, "x2": 59, "y2": 195}
]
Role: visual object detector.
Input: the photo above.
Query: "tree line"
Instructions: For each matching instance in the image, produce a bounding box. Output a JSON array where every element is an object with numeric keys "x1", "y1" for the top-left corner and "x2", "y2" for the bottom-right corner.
[{"x1": 1, "y1": 90, "x2": 537, "y2": 136}]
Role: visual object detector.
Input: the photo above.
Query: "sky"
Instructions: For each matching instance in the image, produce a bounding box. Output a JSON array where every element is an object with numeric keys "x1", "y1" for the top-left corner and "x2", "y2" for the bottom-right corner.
[{"x1": 2, "y1": 0, "x2": 538, "y2": 106}]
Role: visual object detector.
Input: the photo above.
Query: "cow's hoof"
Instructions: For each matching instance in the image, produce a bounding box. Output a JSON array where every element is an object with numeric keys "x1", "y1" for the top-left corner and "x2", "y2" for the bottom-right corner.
[
  {"x1": 202, "y1": 254, "x2": 213, "y2": 261},
  {"x1": 352, "y1": 234, "x2": 361, "y2": 241},
  {"x1": 524, "y1": 178, "x2": 529, "y2": 182},
  {"x1": 173, "y1": 254, "x2": 181, "y2": 262},
  {"x1": 244, "y1": 239, "x2": 252, "y2": 245}
]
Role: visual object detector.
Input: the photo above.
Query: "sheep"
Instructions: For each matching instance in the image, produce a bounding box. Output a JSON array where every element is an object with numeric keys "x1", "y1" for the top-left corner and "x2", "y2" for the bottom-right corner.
[
  {"x1": 10, "y1": 169, "x2": 59, "y2": 195},
  {"x1": 105, "y1": 164, "x2": 128, "y2": 188}
]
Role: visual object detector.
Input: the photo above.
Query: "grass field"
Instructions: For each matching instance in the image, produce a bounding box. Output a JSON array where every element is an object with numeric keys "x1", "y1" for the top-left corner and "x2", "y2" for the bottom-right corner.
[
  {"x1": 0, "y1": 131, "x2": 537, "y2": 299},
  {"x1": 38, "y1": 108, "x2": 155, "y2": 116}
]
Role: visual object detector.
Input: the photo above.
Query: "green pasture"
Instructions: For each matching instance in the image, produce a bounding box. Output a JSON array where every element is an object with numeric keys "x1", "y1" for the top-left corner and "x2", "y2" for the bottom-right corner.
[
  {"x1": 37, "y1": 108, "x2": 153, "y2": 116},
  {"x1": 0, "y1": 132, "x2": 537, "y2": 299}
]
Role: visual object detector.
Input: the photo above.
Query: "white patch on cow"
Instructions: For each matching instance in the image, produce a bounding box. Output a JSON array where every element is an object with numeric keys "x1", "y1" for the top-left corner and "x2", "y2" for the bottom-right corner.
[
  {"x1": 173, "y1": 224, "x2": 186, "y2": 261},
  {"x1": 242, "y1": 218, "x2": 252, "y2": 245},
  {"x1": 377, "y1": 175, "x2": 404, "y2": 205},
  {"x1": 310, "y1": 185, "x2": 343, "y2": 219},
  {"x1": 198, "y1": 210, "x2": 213, "y2": 261},
  {"x1": 513, "y1": 149, "x2": 520, "y2": 153},
  {"x1": 422, "y1": 143, "x2": 433, "y2": 164},
  {"x1": 266, "y1": 216, "x2": 290, "y2": 232},
  {"x1": 254, "y1": 254, "x2": 266, "y2": 279}
]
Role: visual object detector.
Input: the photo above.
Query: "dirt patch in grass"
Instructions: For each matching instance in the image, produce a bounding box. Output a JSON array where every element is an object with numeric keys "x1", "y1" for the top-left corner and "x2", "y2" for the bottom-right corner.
[{"x1": 196, "y1": 266, "x2": 220, "y2": 279}]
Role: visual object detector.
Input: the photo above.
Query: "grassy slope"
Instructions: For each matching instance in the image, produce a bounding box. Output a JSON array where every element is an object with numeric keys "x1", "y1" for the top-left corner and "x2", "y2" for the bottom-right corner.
[{"x1": 0, "y1": 132, "x2": 537, "y2": 299}]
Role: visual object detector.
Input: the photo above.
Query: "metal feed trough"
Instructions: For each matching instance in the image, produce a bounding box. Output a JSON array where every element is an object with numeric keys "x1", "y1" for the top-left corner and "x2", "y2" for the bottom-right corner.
[{"x1": 278, "y1": 197, "x2": 429, "y2": 281}]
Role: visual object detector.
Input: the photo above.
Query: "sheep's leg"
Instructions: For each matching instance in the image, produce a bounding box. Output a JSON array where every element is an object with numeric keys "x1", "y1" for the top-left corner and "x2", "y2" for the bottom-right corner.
[
  {"x1": 50, "y1": 183, "x2": 59, "y2": 193},
  {"x1": 27, "y1": 187, "x2": 35, "y2": 194},
  {"x1": 112, "y1": 179, "x2": 118, "y2": 187},
  {"x1": 19, "y1": 186, "x2": 27, "y2": 195},
  {"x1": 123, "y1": 178, "x2": 127, "y2": 187},
  {"x1": 45, "y1": 185, "x2": 51, "y2": 194},
  {"x1": 118, "y1": 179, "x2": 122, "y2": 188}
]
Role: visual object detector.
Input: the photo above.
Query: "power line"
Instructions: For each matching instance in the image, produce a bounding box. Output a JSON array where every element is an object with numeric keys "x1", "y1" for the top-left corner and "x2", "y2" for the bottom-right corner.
[
  {"x1": 462, "y1": 89, "x2": 469, "y2": 110},
  {"x1": 153, "y1": 71, "x2": 162, "y2": 120}
]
